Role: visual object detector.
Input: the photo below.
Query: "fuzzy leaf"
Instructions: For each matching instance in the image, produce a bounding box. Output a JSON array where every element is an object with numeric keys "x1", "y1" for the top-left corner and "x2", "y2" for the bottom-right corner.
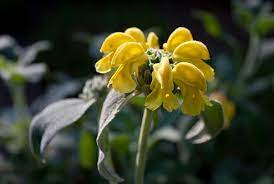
[
  {"x1": 29, "y1": 98, "x2": 95, "y2": 158},
  {"x1": 185, "y1": 100, "x2": 224, "y2": 144},
  {"x1": 97, "y1": 89, "x2": 135, "y2": 183}
]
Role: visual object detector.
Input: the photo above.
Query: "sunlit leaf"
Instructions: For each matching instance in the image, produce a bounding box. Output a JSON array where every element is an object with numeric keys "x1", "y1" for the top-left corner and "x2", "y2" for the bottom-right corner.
[
  {"x1": 185, "y1": 100, "x2": 224, "y2": 144},
  {"x1": 96, "y1": 89, "x2": 136, "y2": 183},
  {"x1": 29, "y1": 98, "x2": 95, "y2": 159}
]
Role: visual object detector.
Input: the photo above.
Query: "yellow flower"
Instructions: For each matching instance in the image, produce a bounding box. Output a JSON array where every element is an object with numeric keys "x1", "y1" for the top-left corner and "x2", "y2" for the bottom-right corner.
[
  {"x1": 95, "y1": 32, "x2": 135, "y2": 73},
  {"x1": 109, "y1": 42, "x2": 147, "y2": 93},
  {"x1": 172, "y1": 62, "x2": 208, "y2": 116},
  {"x1": 95, "y1": 27, "x2": 159, "y2": 93},
  {"x1": 210, "y1": 92, "x2": 236, "y2": 128},
  {"x1": 95, "y1": 27, "x2": 215, "y2": 116},
  {"x1": 164, "y1": 27, "x2": 214, "y2": 81},
  {"x1": 145, "y1": 57, "x2": 179, "y2": 112}
]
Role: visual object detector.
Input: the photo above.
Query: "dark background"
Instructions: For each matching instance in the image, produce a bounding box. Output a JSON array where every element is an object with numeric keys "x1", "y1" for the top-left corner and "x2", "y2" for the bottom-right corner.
[
  {"x1": 0, "y1": 0, "x2": 237, "y2": 106},
  {"x1": 3, "y1": 1, "x2": 274, "y2": 183}
]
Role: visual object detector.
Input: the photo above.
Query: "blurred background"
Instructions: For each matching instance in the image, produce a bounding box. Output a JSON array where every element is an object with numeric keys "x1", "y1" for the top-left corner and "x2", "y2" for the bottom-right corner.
[{"x1": 0, "y1": 0, "x2": 274, "y2": 183}]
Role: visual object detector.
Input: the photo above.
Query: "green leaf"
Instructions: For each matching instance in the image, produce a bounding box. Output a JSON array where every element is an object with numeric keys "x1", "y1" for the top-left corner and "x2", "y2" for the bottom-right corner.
[
  {"x1": 185, "y1": 100, "x2": 224, "y2": 144},
  {"x1": 96, "y1": 89, "x2": 137, "y2": 183},
  {"x1": 79, "y1": 130, "x2": 96, "y2": 169},
  {"x1": 193, "y1": 10, "x2": 222, "y2": 38}
]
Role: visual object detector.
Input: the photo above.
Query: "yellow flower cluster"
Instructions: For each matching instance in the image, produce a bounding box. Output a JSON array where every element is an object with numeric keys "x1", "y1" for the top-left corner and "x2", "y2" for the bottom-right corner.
[{"x1": 95, "y1": 27, "x2": 215, "y2": 116}]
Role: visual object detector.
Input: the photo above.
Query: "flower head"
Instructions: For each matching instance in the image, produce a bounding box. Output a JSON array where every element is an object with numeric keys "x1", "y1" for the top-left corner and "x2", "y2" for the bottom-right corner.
[{"x1": 95, "y1": 27, "x2": 215, "y2": 116}]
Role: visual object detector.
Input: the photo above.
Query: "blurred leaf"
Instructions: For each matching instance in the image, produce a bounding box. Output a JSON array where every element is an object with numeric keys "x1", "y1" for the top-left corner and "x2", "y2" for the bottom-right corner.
[
  {"x1": 185, "y1": 100, "x2": 224, "y2": 144},
  {"x1": 29, "y1": 98, "x2": 95, "y2": 159},
  {"x1": 18, "y1": 41, "x2": 51, "y2": 65},
  {"x1": 0, "y1": 35, "x2": 16, "y2": 50},
  {"x1": 260, "y1": 38, "x2": 274, "y2": 59},
  {"x1": 233, "y1": 0, "x2": 254, "y2": 30},
  {"x1": 15, "y1": 63, "x2": 47, "y2": 82},
  {"x1": 79, "y1": 130, "x2": 96, "y2": 169},
  {"x1": 254, "y1": 15, "x2": 274, "y2": 36},
  {"x1": 129, "y1": 95, "x2": 145, "y2": 107},
  {"x1": 151, "y1": 126, "x2": 181, "y2": 145},
  {"x1": 193, "y1": 10, "x2": 222, "y2": 38},
  {"x1": 96, "y1": 89, "x2": 136, "y2": 183},
  {"x1": 246, "y1": 75, "x2": 274, "y2": 96},
  {"x1": 110, "y1": 134, "x2": 130, "y2": 156}
]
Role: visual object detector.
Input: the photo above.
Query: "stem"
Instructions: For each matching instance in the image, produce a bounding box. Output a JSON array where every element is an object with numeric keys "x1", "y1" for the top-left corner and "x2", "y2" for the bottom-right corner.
[
  {"x1": 135, "y1": 108, "x2": 153, "y2": 184},
  {"x1": 239, "y1": 33, "x2": 260, "y2": 82},
  {"x1": 8, "y1": 82, "x2": 29, "y2": 119}
]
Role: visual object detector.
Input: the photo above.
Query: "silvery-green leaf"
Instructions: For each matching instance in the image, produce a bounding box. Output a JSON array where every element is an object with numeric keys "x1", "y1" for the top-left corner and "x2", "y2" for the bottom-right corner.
[
  {"x1": 29, "y1": 98, "x2": 95, "y2": 158},
  {"x1": 18, "y1": 41, "x2": 51, "y2": 65},
  {"x1": 97, "y1": 89, "x2": 136, "y2": 183},
  {"x1": 16, "y1": 63, "x2": 47, "y2": 82},
  {"x1": 185, "y1": 100, "x2": 224, "y2": 144}
]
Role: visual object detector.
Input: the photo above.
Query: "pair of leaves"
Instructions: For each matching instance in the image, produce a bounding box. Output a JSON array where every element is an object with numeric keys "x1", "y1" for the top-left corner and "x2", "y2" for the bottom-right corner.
[
  {"x1": 29, "y1": 88, "x2": 134, "y2": 183},
  {"x1": 185, "y1": 100, "x2": 225, "y2": 144}
]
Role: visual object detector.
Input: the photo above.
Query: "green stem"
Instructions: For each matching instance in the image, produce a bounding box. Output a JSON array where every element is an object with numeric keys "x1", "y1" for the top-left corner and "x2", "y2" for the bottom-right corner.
[
  {"x1": 239, "y1": 33, "x2": 260, "y2": 83},
  {"x1": 8, "y1": 82, "x2": 29, "y2": 119},
  {"x1": 135, "y1": 108, "x2": 153, "y2": 184}
]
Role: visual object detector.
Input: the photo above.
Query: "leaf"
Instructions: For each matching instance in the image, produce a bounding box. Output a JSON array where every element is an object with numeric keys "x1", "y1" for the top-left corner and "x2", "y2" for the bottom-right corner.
[
  {"x1": 79, "y1": 130, "x2": 97, "y2": 169},
  {"x1": 96, "y1": 89, "x2": 136, "y2": 183},
  {"x1": 0, "y1": 35, "x2": 16, "y2": 50},
  {"x1": 15, "y1": 63, "x2": 47, "y2": 82},
  {"x1": 29, "y1": 98, "x2": 95, "y2": 159},
  {"x1": 260, "y1": 39, "x2": 274, "y2": 60},
  {"x1": 193, "y1": 10, "x2": 222, "y2": 38},
  {"x1": 151, "y1": 126, "x2": 181, "y2": 145},
  {"x1": 185, "y1": 100, "x2": 224, "y2": 144},
  {"x1": 254, "y1": 15, "x2": 274, "y2": 36},
  {"x1": 18, "y1": 41, "x2": 51, "y2": 65},
  {"x1": 110, "y1": 134, "x2": 130, "y2": 156}
]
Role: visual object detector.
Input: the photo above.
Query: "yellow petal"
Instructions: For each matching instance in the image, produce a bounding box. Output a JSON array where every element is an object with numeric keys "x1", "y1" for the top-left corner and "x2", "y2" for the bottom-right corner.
[
  {"x1": 145, "y1": 57, "x2": 179, "y2": 112},
  {"x1": 173, "y1": 40, "x2": 210, "y2": 60},
  {"x1": 164, "y1": 27, "x2": 193, "y2": 52},
  {"x1": 180, "y1": 84, "x2": 206, "y2": 116},
  {"x1": 147, "y1": 32, "x2": 159, "y2": 49},
  {"x1": 100, "y1": 32, "x2": 135, "y2": 53},
  {"x1": 130, "y1": 54, "x2": 148, "y2": 73},
  {"x1": 173, "y1": 62, "x2": 206, "y2": 91},
  {"x1": 176, "y1": 58, "x2": 214, "y2": 81},
  {"x1": 95, "y1": 52, "x2": 114, "y2": 73},
  {"x1": 111, "y1": 42, "x2": 145, "y2": 66},
  {"x1": 108, "y1": 63, "x2": 136, "y2": 93},
  {"x1": 145, "y1": 77, "x2": 162, "y2": 111},
  {"x1": 125, "y1": 27, "x2": 146, "y2": 43}
]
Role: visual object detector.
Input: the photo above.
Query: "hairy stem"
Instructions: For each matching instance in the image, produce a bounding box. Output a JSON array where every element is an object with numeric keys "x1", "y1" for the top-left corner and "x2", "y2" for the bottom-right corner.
[{"x1": 135, "y1": 108, "x2": 153, "y2": 184}]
